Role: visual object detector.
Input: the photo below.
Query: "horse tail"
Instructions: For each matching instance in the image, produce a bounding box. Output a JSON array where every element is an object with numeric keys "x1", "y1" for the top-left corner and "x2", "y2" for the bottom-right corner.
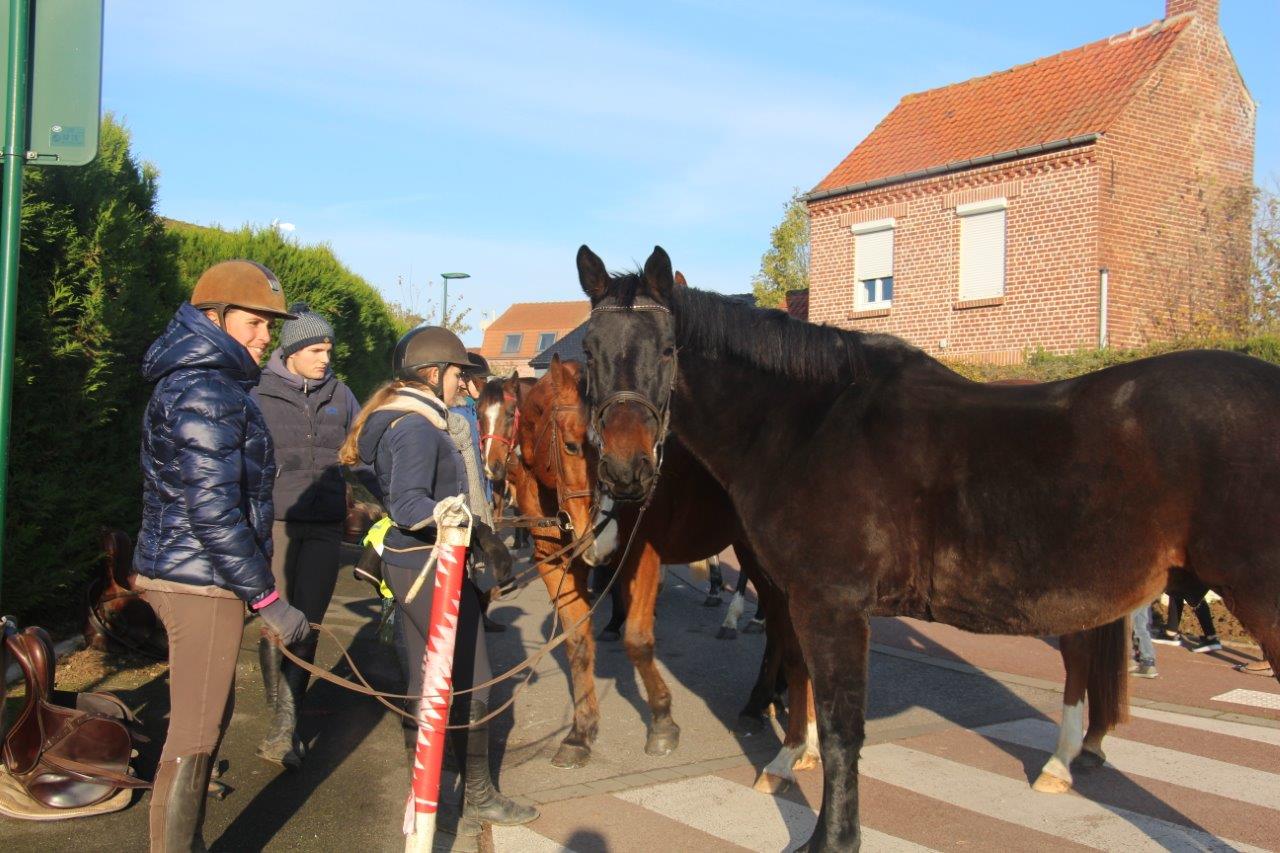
[{"x1": 1085, "y1": 617, "x2": 1130, "y2": 732}]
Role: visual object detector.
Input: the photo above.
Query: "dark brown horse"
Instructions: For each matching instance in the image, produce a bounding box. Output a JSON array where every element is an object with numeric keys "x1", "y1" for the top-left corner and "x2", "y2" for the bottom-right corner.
[
  {"x1": 577, "y1": 245, "x2": 1280, "y2": 851},
  {"x1": 512, "y1": 356, "x2": 816, "y2": 774}
]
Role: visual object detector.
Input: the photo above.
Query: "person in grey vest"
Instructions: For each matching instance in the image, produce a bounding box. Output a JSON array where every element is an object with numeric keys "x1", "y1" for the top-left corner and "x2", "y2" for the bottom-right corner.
[{"x1": 250, "y1": 302, "x2": 360, "y2": 769}]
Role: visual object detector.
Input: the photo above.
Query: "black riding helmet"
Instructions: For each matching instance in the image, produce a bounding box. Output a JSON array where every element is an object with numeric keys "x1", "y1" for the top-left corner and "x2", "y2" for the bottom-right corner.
[{"x1": 393, "y1": 325, "x2": 471, "y2": 397}]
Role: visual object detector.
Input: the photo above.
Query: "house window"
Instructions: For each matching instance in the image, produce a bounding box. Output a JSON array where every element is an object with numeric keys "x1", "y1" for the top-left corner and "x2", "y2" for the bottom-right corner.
[
  {"x1": 537, "y1": 332, "x2": 556, "y2": 352},
  {"x1": 502, "y1": 333, "x2": 523, "y2": 354},
  {"x1": 852, "y1": 218, "x2": 895, "y2": 310},
  {"x1": 958, "y1": 198, "x2": 1007, "y2": 301}
]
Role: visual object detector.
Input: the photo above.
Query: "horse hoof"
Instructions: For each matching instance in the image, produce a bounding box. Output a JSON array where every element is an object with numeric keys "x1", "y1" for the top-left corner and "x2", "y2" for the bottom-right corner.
[
  {"x1": 792, "y1": 753, "x2": 821, "y2": 772},
  {"x1": 742, "y1": 619, "x2": 765, "y2": 634},
  {"x1": 1072, "y1": 749, "x2": 1106, "y2": 770},
  {"x1": 753, "y1": 772, "x2": 791, "y2": 794},
  {"x1": 597, "y1": 628, "x2": 621, "y2": 642},
  {"x1": 1032, "y1": 771, "x2": 1073, "y2": 794},
  {"x1": 646, "y1": 724, "x2": 680, "y2": 756},
  {"x1": 551, "y1": 742, "x2": 592, "y2": 769},
  {"x1": 716, "y1": 626, "x2": 738, "y2": 640},
  {"x1": 703, "y1": 594, "x2": 723, "y2": 607}
]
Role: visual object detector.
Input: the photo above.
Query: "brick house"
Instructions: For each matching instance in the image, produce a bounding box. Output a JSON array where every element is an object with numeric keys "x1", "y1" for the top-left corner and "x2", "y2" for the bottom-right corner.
[
  {"x1": 805, "y1": 0, "x2": 1255, "y2": 363},
  {"x1": 477, "y1": 300, "x2": 590, "y2": 377}
]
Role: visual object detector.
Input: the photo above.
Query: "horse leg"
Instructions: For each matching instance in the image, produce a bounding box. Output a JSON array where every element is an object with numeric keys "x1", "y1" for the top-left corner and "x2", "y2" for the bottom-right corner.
[
  {"x1": 539, "y1": 558, "x2": 599, "y2": 769},
  {"x1": 790, "y1": 600, "x2": 869, "y2": 852},
  {"x1": 1034, "y1": 631, "x2": 1090, "y2": 793},
  {"x1": 717, "y1": 588, "x2": 745, "y2": 639},
  {"x1": 756, "y1": 604, "x2": 819, "y2": 793},
  {"x1": 738, "y1": 626, "x2": 783, "y2": 732},
  {"x1": 1216, "y1": 581, "x2": 1280, "y2": 683},
  {"x1": 624, "y1": 542, "x2": 680, "y2": 756}
]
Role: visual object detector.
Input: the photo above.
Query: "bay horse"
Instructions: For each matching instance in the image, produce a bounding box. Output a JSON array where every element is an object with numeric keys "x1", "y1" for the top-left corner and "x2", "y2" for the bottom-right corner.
[
  {"x1": 477, "y1": 374, "x2": 538, "y2": 542},
  {"x1": 577, "y1": 245, "x2": 1280, "y2": 851},
  {"x1": 512, "y1": 355, "x2": 818, "y2": 775}
]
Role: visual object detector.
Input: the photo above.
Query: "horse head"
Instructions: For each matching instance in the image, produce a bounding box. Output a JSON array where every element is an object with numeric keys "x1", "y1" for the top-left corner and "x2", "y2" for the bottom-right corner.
[
  {"x1": 519, "y1": 355, "x2": 607, "y2": 559},
  {"x1": 478, "y1": 372, "x2": 522, "y2": 483},
  {"x1": 577, "y1": 244, "x2": 682, "y2": 503}
]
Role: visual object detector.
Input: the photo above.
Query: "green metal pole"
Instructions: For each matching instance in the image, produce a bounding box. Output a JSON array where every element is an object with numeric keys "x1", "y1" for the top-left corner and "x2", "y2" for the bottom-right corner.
[
  {"x1": 442, "y1": 277, "x2": 448, "y2": 327},
  {"x1": 0, "y1": 0, "x2": 32, "y2": 613}
]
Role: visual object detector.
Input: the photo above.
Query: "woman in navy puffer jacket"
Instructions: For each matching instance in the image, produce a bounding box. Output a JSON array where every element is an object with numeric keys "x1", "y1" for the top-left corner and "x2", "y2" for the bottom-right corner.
[{"x1": 133, "y1": 260, "x2": 309, "y2": 852}]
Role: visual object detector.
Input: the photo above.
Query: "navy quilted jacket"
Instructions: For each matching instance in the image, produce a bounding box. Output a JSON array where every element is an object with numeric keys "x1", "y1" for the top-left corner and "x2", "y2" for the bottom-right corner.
[{"x1": 133, "y1": 303, "x2": 277, "y2": 603}]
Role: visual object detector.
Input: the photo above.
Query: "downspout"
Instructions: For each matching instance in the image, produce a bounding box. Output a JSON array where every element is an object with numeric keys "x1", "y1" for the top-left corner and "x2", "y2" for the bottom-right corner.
[{"x1": 1098, "y1": 268, "x2": 1109, "y2": 348}]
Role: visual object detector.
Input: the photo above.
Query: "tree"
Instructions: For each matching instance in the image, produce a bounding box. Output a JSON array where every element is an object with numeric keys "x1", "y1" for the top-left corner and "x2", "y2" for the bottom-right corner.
[
  {"x1": 1251, "y1": 181, "x2": 1280, "y2": 332},
  {"x1": 752, "y1": 190, "x2": 810, "y2": 309}
]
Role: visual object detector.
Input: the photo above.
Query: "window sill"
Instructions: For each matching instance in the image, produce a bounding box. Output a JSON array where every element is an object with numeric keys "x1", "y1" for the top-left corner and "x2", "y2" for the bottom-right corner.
[
  {"x1": 848, "y1": 307, "x2": 891, "y2": 320},
  {"x1": 953, "y1": 296, "x2": 1004, "y2": 311}
]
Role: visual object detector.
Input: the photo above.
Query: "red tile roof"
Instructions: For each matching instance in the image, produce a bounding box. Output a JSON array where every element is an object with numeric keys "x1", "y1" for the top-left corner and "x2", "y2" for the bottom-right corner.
[
  {"x1": 813, "y1": 17, "x2": 1190, "y2": 194},
  {"x1": 478, "y1": 300, "x2": 590, "y2": 361}
]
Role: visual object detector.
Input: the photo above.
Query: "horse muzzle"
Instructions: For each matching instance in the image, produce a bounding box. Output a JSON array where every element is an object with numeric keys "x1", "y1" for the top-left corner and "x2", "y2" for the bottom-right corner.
[{"x1": 582, "y1": 497, "x2": 619, "y2": 567}]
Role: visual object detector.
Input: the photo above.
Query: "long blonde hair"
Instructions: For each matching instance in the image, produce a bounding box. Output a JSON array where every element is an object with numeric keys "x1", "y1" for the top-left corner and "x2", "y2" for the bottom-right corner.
[{"x1": 339, "y1": 379, "x2": 410, "y2": 465}]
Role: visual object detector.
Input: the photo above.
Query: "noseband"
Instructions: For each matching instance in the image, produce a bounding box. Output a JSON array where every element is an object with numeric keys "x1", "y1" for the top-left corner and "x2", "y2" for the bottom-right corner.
[
  {"x1": 588, "y1": 301, "x2": 677, "y2": 502},
  {"x1": 481, "y1": 393, "x2": 521, "y2": 472}
]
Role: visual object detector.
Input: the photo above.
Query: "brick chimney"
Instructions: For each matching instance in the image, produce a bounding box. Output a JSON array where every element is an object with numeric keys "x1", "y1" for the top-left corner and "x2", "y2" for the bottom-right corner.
[{"x1": 1166, "y1": 0, "x2": 1219, "y2": 24}]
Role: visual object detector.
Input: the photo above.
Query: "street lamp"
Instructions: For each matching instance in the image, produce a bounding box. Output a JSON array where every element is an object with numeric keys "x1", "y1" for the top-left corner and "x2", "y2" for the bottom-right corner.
[{"x1": 440, "y1": 272, "x2": 470, "y2": 326}]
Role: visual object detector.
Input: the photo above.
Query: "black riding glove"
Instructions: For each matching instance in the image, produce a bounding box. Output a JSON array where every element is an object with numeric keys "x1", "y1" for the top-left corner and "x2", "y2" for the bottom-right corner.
[{"x1": 471, "y1": 521, "x2": 514, "y2": 585}]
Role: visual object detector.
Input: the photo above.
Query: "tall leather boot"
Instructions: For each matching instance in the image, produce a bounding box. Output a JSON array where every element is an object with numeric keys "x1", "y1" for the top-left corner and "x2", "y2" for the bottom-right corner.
[
  {"x1": 258, "y1": 635, "x2": 281, "y2": 707},
  {"x1": 150, "y1": 752, "x2": 213, "y2": 852},
  {"x1": 448, "y1": 699, "x2": 538, "y2": 837},
  {"x1": 256, "y1": 634, "x2": 315, "y2": 770}
]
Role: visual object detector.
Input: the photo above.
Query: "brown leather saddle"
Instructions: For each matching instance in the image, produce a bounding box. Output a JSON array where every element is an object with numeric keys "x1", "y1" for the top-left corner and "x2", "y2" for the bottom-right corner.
[{"x1": 2, "y1": 626, "x2": 149, "y2": 809}]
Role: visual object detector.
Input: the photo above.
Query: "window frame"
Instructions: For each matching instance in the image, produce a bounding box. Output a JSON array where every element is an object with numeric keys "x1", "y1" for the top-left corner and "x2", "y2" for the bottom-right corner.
[
  {"x1": 501, "y1": 333, "x2": 524, "y2": 355},
  {"x1": 536, "y1": 332, "x2": 556, "y2": 352},
  {"x1": 852, "y1": 217, "x2": 896, "y2": 311}
]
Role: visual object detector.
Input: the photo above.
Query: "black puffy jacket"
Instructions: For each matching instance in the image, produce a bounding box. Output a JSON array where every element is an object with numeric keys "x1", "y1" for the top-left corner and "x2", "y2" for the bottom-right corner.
[{"x1": 133, "y1": 303, "x2": 277, "y2": 603}]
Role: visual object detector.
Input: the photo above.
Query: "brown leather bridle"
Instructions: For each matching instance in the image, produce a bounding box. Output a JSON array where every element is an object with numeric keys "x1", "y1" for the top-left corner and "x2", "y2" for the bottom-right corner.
[{"x1": 480, "y1": 391, "x2": 521, "y2": 477}]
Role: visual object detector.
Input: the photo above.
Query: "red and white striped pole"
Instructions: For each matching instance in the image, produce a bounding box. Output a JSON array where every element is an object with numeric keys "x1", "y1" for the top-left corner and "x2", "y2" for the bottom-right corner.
[{"x1": 404, "y1": 516, "x2": 471, "y2": 852}]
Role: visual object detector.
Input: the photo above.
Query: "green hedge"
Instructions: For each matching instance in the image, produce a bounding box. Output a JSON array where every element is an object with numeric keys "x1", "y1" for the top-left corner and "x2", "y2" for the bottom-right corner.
[
  {"x1": 945, "y1": 335, "x2": 1280, "y2": 383},
  {"x1": 2, "y1": 117, "x2": 404, "y2": 626}
]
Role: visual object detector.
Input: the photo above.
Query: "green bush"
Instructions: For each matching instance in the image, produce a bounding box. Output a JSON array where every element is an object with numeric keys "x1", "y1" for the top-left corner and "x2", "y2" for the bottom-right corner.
[
  {"x1": 4, "y1": 116, "x2": 184, "y2": 625},
  {"x1": 945, "y1": 335, "x2": 1280, "y2": 383}
]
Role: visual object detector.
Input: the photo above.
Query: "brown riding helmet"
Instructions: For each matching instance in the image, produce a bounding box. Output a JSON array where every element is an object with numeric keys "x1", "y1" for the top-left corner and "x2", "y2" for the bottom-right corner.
[
  {"x1": 393, "y1": 326, "x2": 471, "y2": 381},
  {"x1": 190, "y1": 260, "x2": 298, "y2": 321}
]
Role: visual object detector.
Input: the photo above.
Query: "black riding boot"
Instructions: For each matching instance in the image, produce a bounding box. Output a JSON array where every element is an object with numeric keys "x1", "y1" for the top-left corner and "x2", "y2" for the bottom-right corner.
[
  {"x1": 256, "y1": 634, "x2": 315, "y2": 770},
  {"x1": 258, "y1": 635, "x2": 281, "y2": 707},
  {"x1": 447, "y1": 699, "x2": 538, "y2": 837},
  {"x1": 154, "y1": 752, "x2": 213, "y2": 852}
]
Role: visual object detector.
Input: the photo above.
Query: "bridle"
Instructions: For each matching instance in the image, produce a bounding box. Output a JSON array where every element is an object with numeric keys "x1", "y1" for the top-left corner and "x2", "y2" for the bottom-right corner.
[
  {"x1": 480, "y1": 390, "x2": 521, "y2": 477},
  {"x1": 587, "y1": 300, "x2": 677, "y2": 503},
  {"x1": 532, "y1": 370, "x2": 595, "y2": 532}
]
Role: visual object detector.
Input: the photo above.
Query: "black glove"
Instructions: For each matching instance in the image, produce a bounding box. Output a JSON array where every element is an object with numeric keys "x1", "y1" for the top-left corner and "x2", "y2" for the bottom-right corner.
[
  {"x1": 257, "y1": 597, "x2": 311, "y2": 647},
  {"x1": 471, "y1": 521, "x2": 513, "y2": 585}
]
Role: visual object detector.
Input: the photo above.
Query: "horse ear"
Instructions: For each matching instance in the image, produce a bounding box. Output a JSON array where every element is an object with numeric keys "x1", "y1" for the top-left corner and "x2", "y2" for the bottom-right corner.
[
  {"x1": 642, "y1": 246, "x2": 674, "y2": 305},
  {"x1": 549, "y1": 353, "x2": 564, "y2": 386},
  {"x1": 674, "y1": 271, "x2": 688, "y2": 289},
  {"x1": 577, "y1": 245, "x2": 609, "y2": 303}
]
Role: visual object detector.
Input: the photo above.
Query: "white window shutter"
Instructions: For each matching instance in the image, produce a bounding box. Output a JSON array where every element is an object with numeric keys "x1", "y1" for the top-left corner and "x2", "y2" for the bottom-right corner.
[
  {"x1": 959, "y1": 209, "x2": 1006, "y2": 300},
  {"x1": 855, "y1": 228, "x2": 893, "y2": 282}
]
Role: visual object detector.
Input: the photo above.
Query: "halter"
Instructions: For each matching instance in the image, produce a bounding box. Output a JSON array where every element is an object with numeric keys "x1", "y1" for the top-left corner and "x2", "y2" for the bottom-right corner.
[
  {"x1": 587, "y1": 300, "x2": 677, "y2": 502},
  {"x1": 480, "y1": 391, "x2": 521, "y2": 475},
  {"x1": 532, "y1": 368, "x2": 596, "y2": 531}
]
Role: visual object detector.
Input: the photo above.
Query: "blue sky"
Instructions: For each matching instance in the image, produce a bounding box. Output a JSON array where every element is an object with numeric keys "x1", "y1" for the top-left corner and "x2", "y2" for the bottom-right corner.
[{"x1": 104, "y1": 1, "x2": 1278, "y2": 346}]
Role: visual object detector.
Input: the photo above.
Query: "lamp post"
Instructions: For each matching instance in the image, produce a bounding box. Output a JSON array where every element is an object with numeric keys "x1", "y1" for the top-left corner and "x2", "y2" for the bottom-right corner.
[{"x1": 440, "y1": 272, "x2": 470, "y2": 326}]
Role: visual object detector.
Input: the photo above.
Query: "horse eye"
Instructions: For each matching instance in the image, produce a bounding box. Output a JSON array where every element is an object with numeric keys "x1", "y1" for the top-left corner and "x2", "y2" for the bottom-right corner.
[
  {"x1": 564, "y1": 441, "x2": 582, "y2": 456},
  {"x1": 662, "y1": 346, "x2": 675, "y2": 358}
]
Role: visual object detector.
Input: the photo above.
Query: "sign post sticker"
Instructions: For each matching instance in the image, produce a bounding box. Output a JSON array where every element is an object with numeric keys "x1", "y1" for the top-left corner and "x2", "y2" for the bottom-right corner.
[{"x1": 0, "y1": 0, "x2": 104, "y2": 167}]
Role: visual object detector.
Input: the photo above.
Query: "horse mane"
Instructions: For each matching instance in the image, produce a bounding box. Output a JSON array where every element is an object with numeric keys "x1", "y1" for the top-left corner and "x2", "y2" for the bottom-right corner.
[{"x1": 669, "y1": 285, "x2": 921, "y2": 385}]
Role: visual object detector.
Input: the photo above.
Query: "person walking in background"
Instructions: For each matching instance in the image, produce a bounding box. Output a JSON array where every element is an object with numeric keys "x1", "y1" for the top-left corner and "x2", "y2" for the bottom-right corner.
[
  {"x1": 1130, "y1": 602, "x2": 1159, "y2": 678},
  {"x1": 1154, "y1": 586, "x2": 1223, "y2": 653},
  {"x1": 134, "y1": 261, "x2": 309, "y2": 850},
  {"x1": 250, "y1": 303, "x2": 361, "y2": 769}
]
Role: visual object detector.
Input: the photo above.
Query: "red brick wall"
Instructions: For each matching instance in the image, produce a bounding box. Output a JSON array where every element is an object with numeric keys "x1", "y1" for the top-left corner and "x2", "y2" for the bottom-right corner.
[
  {"x1": 808, "y1": 148, "x2": 1103, "y2": 361},
  {"x1": 1098, "y1": 17, "x2": 1255, "y2": 347}
]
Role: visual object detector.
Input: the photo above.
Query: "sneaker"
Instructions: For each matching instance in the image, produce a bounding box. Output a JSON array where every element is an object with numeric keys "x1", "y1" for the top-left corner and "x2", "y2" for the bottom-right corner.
[
  {"x1": 1189, "y1": 635, "x2": 1222, "y2": 653},
  {"x1": 1151, "y1": 629, "x2": 1182, "y2": 646},
  {"x1": 1131, "y1": 663, "x2": 1159, "y2": 678}
]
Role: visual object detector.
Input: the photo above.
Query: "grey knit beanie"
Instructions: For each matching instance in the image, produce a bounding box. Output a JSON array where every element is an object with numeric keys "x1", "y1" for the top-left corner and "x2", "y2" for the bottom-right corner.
[{"x1": 279, "y1": 302, "x2": 335, "y2": 358}]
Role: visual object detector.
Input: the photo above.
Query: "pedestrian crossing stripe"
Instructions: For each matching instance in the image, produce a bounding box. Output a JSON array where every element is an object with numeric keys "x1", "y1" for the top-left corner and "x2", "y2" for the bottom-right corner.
[{"x1": 1211, "y1": 688, "x2": 1280, "y2": 710}]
